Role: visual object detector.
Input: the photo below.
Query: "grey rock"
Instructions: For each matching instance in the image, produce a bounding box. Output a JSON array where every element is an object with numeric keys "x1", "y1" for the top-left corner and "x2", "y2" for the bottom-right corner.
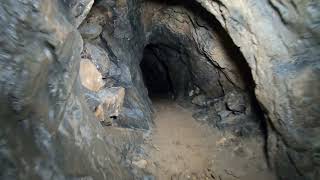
[
  {"x1": 193, "y1": 107, "x2": 221, "y2": 126},
  {"x1": 218, "y1": 110, "x2": 232, "y2": 119},
  {"x1": 69, "y1": 0, "x2": 94, "y2": 27},
  {"x1": 1, "y1": 0, "x2": 319, "y2": 179},
  {"x1": 143, "y1": 175, "x2": 156, "y2": 180},
  {"x1": 194, "y1": 0, "x2": 320, "y2": 178},
  {"x1": 191, "y1": 95, "x2": 207, "y2": 106},
  {"x1": 0, "y1": 1, "x2": 130, "y2": 179},
  {"x1": 213, "y1": 97, "x2": 226, "y2": 112},
  {"x1": 82, "y1": 43, "x2": 111, "y2": 74},
  {"x1": 225, "y1": 91, "x2": 247, "y2": 113},
  {"x1": 193, "y1": 110, "x2": 210, "y2": 122},
  {"x1": 79, "y1": 23, "x2": 103, "y2": 40},
  {"x1": 217, "y1": 114, "x2": 260, "y2": 137}
]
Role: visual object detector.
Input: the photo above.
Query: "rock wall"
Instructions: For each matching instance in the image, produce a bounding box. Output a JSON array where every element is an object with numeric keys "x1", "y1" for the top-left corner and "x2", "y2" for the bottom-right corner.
[
  {"x1": 80, "y1": 0, "x2": 154, "y2": 130},
  {"x1": 193, "y1": 0, "x2": 320, "y2": 179},
  {"x1": 0, "y1": 0, "x2": 131, "y2": 179},
  {"x1": 0, "y1": 0, "x2": 319, "y2": 179},
  {"x1": 80, "y1": 0, "x2": 320, "y2": 179}
]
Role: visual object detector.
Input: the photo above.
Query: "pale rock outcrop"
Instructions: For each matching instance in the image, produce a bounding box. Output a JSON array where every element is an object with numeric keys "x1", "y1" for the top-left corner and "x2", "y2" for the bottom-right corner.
[
  {"x1": 79, "y1": 58, "x2": 105, "y2": 91},
  {"x1": 94, "y1": 87, "x2": 125, "y2": 125}
]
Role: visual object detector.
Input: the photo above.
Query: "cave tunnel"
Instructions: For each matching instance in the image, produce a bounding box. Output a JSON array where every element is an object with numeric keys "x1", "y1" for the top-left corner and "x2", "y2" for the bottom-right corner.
[
  {"x1": 140, "y1": 44, "x2": 174, "y2": 98},
  {"x1": 1, "y1": 0, "x2": 318, "y2": 179},
  {"x1": 140, "y1": 43, "x2": 192, "y2": 100}
]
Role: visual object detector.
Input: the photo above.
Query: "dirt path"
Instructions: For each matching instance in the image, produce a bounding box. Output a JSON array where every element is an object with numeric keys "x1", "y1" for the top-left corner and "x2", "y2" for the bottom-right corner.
[{"x1": 139, "y1": 98, "x2": 275, "y2": 180}]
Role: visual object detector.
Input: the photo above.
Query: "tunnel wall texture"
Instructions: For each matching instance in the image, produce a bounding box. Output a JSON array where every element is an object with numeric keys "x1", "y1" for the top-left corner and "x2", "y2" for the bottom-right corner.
[
  {"x1": 0, "y1": 0, "x2": 319, "y2": 180},
  {"x1": 193, "y1": 0, "x2": 320, "y2": 179},
  {"x1": 0, "y1": 0, "x2": 131, "y2": 179}
]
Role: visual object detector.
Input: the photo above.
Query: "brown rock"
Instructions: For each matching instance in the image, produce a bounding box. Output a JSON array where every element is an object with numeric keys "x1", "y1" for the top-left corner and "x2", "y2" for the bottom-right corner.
[{"x1": 79, "y1": 59, "x2": 105, "y2": 92}]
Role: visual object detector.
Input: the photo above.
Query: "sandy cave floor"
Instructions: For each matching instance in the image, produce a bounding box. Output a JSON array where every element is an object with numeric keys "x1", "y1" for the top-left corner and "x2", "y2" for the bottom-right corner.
[{"x1": 131, "y1": 98, "x2": 276, "y2": 180}]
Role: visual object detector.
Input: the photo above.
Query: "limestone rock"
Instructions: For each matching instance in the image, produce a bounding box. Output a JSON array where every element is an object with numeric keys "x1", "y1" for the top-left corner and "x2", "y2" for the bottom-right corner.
[{"x1": 79, "y1": 59, "x2": 105, "y2": 92}]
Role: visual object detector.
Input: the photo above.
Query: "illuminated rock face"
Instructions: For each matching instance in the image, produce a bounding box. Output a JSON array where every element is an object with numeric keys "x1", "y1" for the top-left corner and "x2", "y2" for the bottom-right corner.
[
  {"x1": 0, "y1": 0, "x2": 319, "y2": 179},
  {"x1": 79, "y1": 58, "x2": 105, "y2": 92}
]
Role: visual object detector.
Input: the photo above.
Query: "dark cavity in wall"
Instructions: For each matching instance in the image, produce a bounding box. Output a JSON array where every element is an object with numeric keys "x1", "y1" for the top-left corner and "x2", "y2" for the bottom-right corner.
[
  {"x1": 140, "y1": 44, "x2": 175, "y2": 98},
  {"x1": 140, "y1": 42, "x2": 194, "y2": 100}
]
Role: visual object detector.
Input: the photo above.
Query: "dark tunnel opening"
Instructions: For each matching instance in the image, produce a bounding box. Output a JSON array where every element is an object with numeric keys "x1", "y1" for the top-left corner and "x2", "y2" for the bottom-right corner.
[
  {"x1": 139, "y1": 0, "x2": 268, "y2": 141},
  {"x1": 140, "y1": 44, "x2": 175, "y2": 98}
]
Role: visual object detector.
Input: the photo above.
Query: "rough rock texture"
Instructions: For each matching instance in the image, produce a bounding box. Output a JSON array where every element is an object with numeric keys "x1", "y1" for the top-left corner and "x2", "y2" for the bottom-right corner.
[
  {"x1": 0, "y1": 0, "x2": 131, "y2": 179},
  {"x1": 0, "y1": 0, "x2": 319, "y2": 179},
  {"x1": 79, "y1": 23, "x2": 103, "y2": 40},
  {"x1": 67, "y1": 0, "x2": 95, "y2": 27},
  {"x1": 193, "y1": 0, "x2": 320, "y2": 179},
  {"x1": 81, "y1": 0, "x2": 154, "y2": 130},
  {"x1": 94, "y1": 87, "x2": 125, "y2": 124},
  {"x1": 87, "y1": 0, "x2": 319, "y2": 179},
  {"x1": 192, "y1": 90, "x2": 261, "y2": 137}
]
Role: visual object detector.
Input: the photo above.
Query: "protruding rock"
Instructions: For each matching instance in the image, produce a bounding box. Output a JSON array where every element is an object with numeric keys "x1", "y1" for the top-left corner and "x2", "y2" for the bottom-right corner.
[
  {"x1": 94, "y1": 87, "x2": 125, "y2": 124},
  {"x1": 70, "y1": 0, "x2": 95, "y2": 27},
  {"x1": 213, "y1": 97, "x2": 226, "y2": 112},
  {"x1": 82, "y1": 43, "x2": 111, "y2": 73},
  {"x1": 191, "y1": 95, "x2": 207, "y2": 106},
  {"x1": 225, "y1": 91, "x2": 247, "y2": 113},
  {"x1": 79, "y1": 59, "x2": 105, "y2": 91},
  {"x1": 79, "y1": 23, "x2": 103, "y2": 40}
]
